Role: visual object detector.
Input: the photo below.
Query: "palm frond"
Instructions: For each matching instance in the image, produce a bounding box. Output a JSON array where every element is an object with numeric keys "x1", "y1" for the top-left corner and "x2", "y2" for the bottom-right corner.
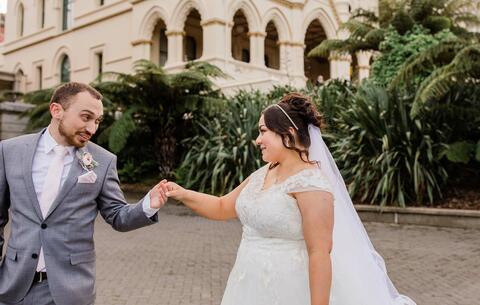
[
  {"x1": 451, "y1": 12, "x2": 480, "y2": 27},
  {"x1": 412, "y1": 44, "x2": 480, "y2": 115},
  {"x1": 350, "y1": 8, "x2": 379, "y2": 23},
  {"x1": 443, "y1": 0, "x2": 480, "y2": 19},
  {"x1": 422, "y1": 16, "x2": 452, "y2": 33},
  {"x1": 185, "y1": 61, "x2": 230, "y2": 79},
  {"x1": 133, "y1": 59, "x2": 165, "y2": 75},
  {"x1": 107, "y1": 107, "x2": 138, "y2": 153},
  {"x1": 23, "y1": 103, "x2": 51, "y2": 131},
  {"x1": 378, "y1": 0, "x2": 407, "y2": 26},
  {"x1": 307, "y1": 39, "x2": 348, "y2": 58},
  {"x1": 391, "y1": 9, "x2": 415, "y2": 34},
  {"x1": 410, "y1": 0, "x2": 436, "y2": 22},
  {"x1": 23, "y1": 88, "x2": 54, "y2": 105},
  {"x1": 340, "y1": 20, "x2": 375, "y2": 39},
  {"x1": 364, "y1": 28, "x2": 387, "y2": 46},
  {"x1": 390, "y1": 38, "x2": 463, "y2": 89}
]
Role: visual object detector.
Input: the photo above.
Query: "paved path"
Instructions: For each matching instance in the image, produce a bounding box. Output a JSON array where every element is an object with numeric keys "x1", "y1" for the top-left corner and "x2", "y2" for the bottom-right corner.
[
  {"x1": 3, "y1": 203, "x2": 479, "y2": 305},
  {"x1": 92, "y1": 203, "x2": 480, "y2": 305}
]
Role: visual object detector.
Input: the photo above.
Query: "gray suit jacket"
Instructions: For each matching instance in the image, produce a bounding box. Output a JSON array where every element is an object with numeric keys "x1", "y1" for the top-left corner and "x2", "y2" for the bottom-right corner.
[{"x1": 0, "y1": 130, "x2": 158, "y2": 305}]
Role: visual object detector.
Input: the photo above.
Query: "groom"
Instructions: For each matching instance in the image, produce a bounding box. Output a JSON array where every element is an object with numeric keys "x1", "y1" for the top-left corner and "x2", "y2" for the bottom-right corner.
[{"x1": 0, "y1": 82, "x2": 167, "y2": 305}]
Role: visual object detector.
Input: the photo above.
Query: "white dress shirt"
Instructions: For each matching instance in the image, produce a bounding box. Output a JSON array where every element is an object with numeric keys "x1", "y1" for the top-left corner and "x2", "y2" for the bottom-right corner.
[
  {"x1": 32, "y1": 128, "x2": 75, "y2": 200},
  {"x1": 32, "y1": 127, "x2": 158, "y2": 271}
]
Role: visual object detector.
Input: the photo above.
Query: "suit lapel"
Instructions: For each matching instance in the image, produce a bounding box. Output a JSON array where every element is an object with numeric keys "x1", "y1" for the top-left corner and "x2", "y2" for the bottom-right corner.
[
  {"x1": 23, "y1": 129, "x2": 46, "y2": 221},
  {"x1": 44, "y1": 146, "x2": 88, "y2": 219}
]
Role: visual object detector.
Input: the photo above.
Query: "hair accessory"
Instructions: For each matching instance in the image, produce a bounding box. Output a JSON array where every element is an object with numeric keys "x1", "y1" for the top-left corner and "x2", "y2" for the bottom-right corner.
[{"x1": 274, "y1": 104, "x2": 299, "y2": 130}]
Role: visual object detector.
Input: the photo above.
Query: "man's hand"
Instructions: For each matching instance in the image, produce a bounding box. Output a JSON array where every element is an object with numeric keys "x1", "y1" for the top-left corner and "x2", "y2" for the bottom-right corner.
[{"x1": 149, "y1": 180, "x2": 169, "y2": 209}]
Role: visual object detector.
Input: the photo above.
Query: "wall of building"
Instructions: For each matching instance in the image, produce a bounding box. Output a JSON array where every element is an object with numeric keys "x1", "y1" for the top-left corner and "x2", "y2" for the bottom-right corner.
[{"x1": 2, "y1": 0, "x2": 379, "y2": 93}]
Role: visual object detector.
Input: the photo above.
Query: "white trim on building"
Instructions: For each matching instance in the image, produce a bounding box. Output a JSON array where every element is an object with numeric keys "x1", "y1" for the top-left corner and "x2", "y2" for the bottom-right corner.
[{"x1": 2, "y1": 0, "x2": 378, "y2": 93}]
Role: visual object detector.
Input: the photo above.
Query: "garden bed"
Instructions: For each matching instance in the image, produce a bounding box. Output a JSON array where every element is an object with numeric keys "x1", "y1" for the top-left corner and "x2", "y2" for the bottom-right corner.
[{"x1": 431, "y1": 187, "x2": 480, "y2": 210}]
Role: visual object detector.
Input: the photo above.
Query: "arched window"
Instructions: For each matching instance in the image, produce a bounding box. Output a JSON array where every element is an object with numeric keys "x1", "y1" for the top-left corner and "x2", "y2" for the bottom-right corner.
[
  {"x1": 60, "y1": 55, "x2": 71, "y2": 83},
  {"x1": 183, "y1": 9, "x2": 202, "y2": 61},
  {"x1": 264, "y1": 21, "x2": 280, "y2": 70},
  {"x1": 304, "y1": 19, "x2": 330, "y2": 83},
  {"x1": 62, "y1": 0, "x2": 73, "y2": 30},
  {"x1": 151, "y1": 20, "x2": 168, "y2": 67},
  {"x1": 231, "y1": 10, "x2": 250, "y2": 63},
  {"x1": 14, "y1": 69, "x2": 25, "y2": 92},
  {"x1": 17, "y1": 3, "x2": 25, "y2": 37},
  {"x1": 185, "y1": 36, "x2": 197, "y2": 61}
]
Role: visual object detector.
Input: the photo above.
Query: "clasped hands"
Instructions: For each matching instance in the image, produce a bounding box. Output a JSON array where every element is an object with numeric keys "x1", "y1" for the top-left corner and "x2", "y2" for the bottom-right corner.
[{"x1": 149, "y1": 180, "x2": 185, "y2": 209}]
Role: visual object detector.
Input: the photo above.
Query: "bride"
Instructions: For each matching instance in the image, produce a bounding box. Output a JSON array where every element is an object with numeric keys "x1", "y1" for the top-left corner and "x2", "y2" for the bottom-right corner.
[{"x1": 165, "y1": 93, "x2": 416, "y2": 305}]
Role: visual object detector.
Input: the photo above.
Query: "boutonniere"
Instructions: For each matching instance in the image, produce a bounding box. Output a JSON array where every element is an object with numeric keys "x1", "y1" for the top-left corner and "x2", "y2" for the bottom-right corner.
[{"x1": 76, "y1": 150, "x2": 99, "y2": 171}]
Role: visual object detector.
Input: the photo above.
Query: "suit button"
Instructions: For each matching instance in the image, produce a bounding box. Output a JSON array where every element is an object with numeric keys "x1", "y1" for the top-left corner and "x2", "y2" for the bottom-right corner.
[
  {"x1": 41, "y1": 223, "x2": 47, "y2": 229},
  {"x1": 32, "y1": 253, "x2": 38, "y2": 259}
]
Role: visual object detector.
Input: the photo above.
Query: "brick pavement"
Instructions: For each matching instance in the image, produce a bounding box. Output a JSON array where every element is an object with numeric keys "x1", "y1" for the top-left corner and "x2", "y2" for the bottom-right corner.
[
  {"x1": 92, "y1": 203, "x2": 480, "y2": 305},
  {"x1": 3, "y1": 203, "x2": 479, "y2": 305}
]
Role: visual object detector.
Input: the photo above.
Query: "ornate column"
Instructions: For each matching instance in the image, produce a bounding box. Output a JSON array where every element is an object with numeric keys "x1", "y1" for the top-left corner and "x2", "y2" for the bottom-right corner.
[
  {"x1": 327, "y1": 1, "x2": 352, "y2": 80},
  {"x1": 248, "y1": 31, "x2": 266, "y2": 66},
  {"x1": 201, "y1": 18, "x2": 229, "y2": 60},
  {"x1": 356, "y1": 50, "x2": 373, "y2": 80},
  {"x1": 329, "y1": 51, "x2": 352, "y2": 80},
  {"x1": 165, "y1": 30, "x2": 185, "y2": 65},
  {"x1": 226, "y1": 22, "x2": 234, "y2": 59},
  {"x1": 278, "y1": 41, "x2": 305, "y2": 75},
  {"x1": 131, "y1": 39, "x2": 152, "y2": 63}
]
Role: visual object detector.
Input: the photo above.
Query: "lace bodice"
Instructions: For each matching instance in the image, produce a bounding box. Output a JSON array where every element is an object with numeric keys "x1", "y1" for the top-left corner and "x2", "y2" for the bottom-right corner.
[
  {"x1": 223, "y1": 165, "x2": 416, "y2": 305},
  {"x1": 235, "y1": 165, "x2": 333, "y2": 241}
]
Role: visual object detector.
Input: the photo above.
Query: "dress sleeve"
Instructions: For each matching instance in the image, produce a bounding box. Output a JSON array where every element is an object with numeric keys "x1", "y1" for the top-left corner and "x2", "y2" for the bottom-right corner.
[{"x1": 282, "y1": 169, "x2": 334, "y2": 197}]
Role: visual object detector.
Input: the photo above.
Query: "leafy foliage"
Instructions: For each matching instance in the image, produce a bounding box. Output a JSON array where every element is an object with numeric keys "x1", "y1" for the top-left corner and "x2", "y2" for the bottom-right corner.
[
  {"x1": 331, "y1": 82, "x2": 448, "y2": 206},
  {"x1": 304, "y1": 80, "x2": 356, "y2": 134},
  {"x1": 392, "y1": 38, "x2": 480, "y2": 115},
  {"x1": 21, "y1": 88, "x2": 55, "y2": 131},
  {"x1": 175, "y1": 90, "x2": 270, "y2": 195},
  {"x1": 424, "y1": 83, "x2": 480, "y2": 165},
  {"x1": 371, "y1": 26, "x2": 455, "y2": 87},
  {"x1": 308, "y1": 0, "x2": 480, "y2": 59},
  {"x1": 0, "y1": 90, "x2": 24, "y2": 103},
  {"x1": 94, "y1": 60, "x2": 226, "y2": 178},
  {"x1": 21, "y1": 60, "x2": 226, "y2": 180},
  {"x1": 443, "y1": 141, "x2": 477, "y2": 164}
]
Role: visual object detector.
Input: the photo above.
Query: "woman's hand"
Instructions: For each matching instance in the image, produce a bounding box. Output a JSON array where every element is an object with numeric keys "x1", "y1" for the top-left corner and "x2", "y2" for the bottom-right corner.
[{"x1": 165, "y1": 181, "x2": 188, "y2": 202}]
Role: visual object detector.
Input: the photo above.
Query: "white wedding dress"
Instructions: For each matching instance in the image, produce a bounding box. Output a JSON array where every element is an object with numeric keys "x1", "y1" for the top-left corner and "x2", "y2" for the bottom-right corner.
[
  {"x1": 220, "y1": 165, "x2": 415, "y2": 305},
  {"x1": 221, "y1": 165, "x2": 331, "y2": 305}
]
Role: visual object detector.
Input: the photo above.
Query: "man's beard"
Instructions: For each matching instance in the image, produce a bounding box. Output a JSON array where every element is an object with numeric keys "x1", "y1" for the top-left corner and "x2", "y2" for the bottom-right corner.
[{"x1": 58, "y1": 119, "x2": 89, "y2": 148}]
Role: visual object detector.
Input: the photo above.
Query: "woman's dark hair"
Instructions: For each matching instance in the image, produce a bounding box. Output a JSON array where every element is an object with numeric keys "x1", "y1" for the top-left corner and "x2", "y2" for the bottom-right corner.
[{"x1": 262, "y1": 92, "x2": 323, "y2": 167}]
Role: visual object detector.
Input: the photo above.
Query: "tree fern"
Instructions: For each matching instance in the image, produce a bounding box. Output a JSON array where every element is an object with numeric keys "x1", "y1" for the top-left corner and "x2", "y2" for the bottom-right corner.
[
  {"x1": 185, "y1": 61, "x2": 230, "y2": 79},
  {"x1": 307, "y1": 40, "x2": 348, "y2": 58},
  {"x1": 308, "y1": 0, "x2": 479, "y2": 61},
  {"x1": 106, "y1": 107, "x2": 138, "y2": 153},
  {"x1": 411, "y1": 43, "x2": 480, "y2": 115},
  {"x1": 390, "y1": 36, "x2": 461, "y2": 89}
]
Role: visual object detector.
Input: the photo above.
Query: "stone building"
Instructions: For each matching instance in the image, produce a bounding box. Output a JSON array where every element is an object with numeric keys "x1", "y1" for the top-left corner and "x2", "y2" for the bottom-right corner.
[
  {"x1": 1, "y1": 0, "x2": 377, "y2": 94},
  {"x1": 0, "y1": 14, "x2": 5, "y2": 43}
]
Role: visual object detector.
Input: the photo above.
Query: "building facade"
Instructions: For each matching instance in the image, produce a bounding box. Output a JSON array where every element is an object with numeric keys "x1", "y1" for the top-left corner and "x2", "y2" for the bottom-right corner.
[
  {"x1": 0, "y1": 14, "x2": 5, "y2": 43},
  {"x1": 1, "y1": 0, "x2": 377, "y2": 94}
]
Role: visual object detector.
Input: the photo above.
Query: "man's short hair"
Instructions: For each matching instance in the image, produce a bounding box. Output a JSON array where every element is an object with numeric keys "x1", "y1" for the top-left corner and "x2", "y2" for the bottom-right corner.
[{"x1": 50, "y1": 82, "x2": 103, "y2": 109}]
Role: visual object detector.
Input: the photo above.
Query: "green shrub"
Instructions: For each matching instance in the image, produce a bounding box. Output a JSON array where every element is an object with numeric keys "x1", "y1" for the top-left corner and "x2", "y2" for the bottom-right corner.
[
  {"x1": 371, "y1": 26, "x2": 454, "y2": 87},
  {"x1": 331, "y1": 82, "x2": 448, "y2": 206},
  {"x1": 175, "y1": 90, "x2": 271, "y2": 195},
  {"x1": 306, "y1": 80, "x2": 356, "y2": 134}
]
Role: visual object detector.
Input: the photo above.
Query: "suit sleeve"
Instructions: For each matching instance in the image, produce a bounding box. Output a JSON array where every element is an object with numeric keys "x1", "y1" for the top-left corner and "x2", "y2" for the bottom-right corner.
[
  {"x1": 0, "y1": 142, "x2": 10, "y2": 257},
  {"x1": 96, "y1": 155, "x2": 158, "y2": 232}
]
